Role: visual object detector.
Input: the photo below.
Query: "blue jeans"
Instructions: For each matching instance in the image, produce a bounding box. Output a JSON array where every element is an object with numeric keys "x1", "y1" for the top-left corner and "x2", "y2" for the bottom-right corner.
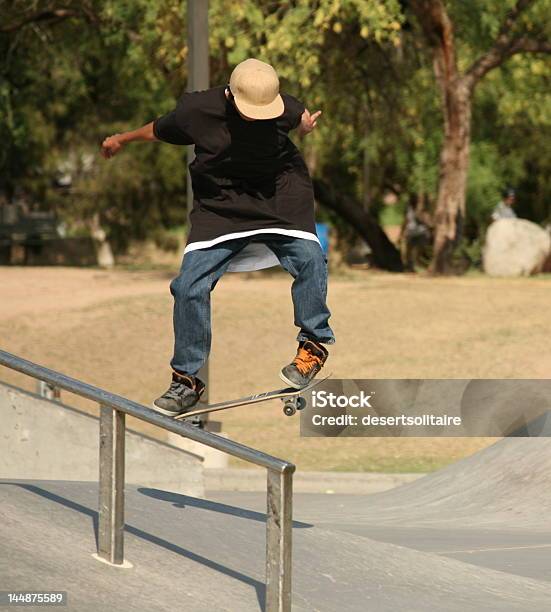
[{"x1": 169, "y1": 235, "x2": 335, "y2": 375}]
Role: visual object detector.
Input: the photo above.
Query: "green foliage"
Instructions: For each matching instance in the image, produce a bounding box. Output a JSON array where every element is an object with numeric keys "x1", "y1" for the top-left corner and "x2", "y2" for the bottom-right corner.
[
  {"x1": 0, "y1": 0, "x2": 549, "y2": 255},
  {"x1": 466, "y1": 141, "x2": 505, "y2": 228},
  {"x1": 380, "y1": 201, "x2": 406, "y2": 227}
]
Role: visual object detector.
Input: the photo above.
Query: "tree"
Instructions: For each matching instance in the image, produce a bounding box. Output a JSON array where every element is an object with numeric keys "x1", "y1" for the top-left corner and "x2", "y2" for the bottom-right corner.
[
  {"x1": 2, "y1": 0, "x2": 549, "y2": 271},
  {"x1": 409, "y1": 0, "x2": 551, "y2": 274}
]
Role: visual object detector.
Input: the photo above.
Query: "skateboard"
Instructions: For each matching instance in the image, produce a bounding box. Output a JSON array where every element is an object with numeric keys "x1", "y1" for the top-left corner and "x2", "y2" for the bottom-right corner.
[{"x1": 174, "y1": 373, "x2": 331, "y2": 420}]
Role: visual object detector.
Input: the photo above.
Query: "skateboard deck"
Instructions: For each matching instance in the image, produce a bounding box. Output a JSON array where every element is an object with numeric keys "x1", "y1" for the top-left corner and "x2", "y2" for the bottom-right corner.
[{"x1": 174, "y1": 373, "x2": 331, "y2": 420}]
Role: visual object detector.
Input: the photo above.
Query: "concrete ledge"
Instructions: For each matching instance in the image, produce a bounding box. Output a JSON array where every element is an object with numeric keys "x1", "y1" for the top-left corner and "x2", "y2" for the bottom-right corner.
[
  {"x1": 0, "y1": 382, "x2": 204, "y2": 497},
  {"x1": 167, "y1": 432, "x2": 229, "y2": 469},
  {"x1": 205, "y1": 468, "x2": 423, "y2": 494}
]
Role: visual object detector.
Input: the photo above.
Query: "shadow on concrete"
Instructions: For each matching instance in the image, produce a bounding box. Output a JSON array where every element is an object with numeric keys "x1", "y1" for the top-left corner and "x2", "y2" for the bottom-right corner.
[
  {"x1": 138, "y1": 487, "x2": 313, "y2": 529},
  {"x1": 3, "y1": 483, "x2": 267, "y2": 610}
]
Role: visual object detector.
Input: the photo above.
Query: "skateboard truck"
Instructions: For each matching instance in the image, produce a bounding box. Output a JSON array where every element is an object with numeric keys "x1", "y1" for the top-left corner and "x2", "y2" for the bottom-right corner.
[{"x1": 281, "y1": 395, "x2": 307, "y2": 417}]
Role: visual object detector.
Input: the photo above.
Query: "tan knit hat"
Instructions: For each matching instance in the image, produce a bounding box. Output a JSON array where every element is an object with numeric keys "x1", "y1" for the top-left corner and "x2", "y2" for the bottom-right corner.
[{"x1": 229, "y1": 58, "x2": 284, "y2": 120}]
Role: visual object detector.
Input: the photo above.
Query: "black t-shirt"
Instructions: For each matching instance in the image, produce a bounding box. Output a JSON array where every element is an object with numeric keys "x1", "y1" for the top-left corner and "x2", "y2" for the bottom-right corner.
[{"x1": 153, "y1": 86, "x2": 319, "y2": 271}]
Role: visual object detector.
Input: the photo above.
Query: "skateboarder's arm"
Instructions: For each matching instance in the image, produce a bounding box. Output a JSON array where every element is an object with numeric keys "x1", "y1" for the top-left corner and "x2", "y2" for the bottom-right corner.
[
  {"x1": 296, "y1": 109, "x2": 322, "y2": 137},
  {"x1": 100, "y1": 122, "x2": 158, "y2": 159}
]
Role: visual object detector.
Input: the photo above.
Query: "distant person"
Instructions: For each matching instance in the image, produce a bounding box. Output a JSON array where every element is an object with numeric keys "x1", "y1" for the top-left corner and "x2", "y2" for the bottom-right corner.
[
  {"x1": 403, "y1": 204, "x2": 431, "y2": 270},
  {"x1": 491, "y1": 188, "x2": 517, "y2": 222},
  {"x1": 100, "y1": 58, "x2": 335, "y2": 417}
]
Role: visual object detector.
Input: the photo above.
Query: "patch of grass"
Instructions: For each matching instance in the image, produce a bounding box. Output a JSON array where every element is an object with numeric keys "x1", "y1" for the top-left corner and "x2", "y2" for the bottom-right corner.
[
  {"x1": 116, "y1": 262, "x2": 176, "y2": 272},
  {"x1": 380, "y1": 205, "x2": 405, "y2": 227}
]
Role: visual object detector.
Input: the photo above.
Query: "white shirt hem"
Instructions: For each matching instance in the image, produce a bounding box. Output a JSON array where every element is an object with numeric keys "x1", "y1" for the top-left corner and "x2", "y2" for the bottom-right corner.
[{"x1": 183, "y1": 228, "x2": 321, "y2": 273}]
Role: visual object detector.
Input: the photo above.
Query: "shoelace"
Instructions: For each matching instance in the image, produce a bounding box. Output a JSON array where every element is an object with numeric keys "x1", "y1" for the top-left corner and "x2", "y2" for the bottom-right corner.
[
  {"x1": 165, "y1": 381, "x2": 191, "y2": 400},
  {"x1": 293, "y1": 347, "x2": 323, "y2": 375}
]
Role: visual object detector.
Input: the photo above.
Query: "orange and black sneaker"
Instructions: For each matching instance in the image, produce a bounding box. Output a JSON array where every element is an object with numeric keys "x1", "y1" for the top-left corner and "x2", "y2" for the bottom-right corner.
[
  {"x1": 279, "y1": 340, "x2": 329, "y2": 389},
  {"x1": 153, "y1": 371, "x2": 206, "y2": 417}
]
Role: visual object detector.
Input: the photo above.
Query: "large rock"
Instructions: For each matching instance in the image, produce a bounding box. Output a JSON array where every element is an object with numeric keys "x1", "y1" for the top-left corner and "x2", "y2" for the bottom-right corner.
[{"x1": 483, "y1": 218, "x2": 551, "y2": 277}]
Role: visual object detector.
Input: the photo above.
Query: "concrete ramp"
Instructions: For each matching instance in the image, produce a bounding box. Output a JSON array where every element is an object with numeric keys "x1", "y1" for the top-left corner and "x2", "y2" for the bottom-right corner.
[
  {"x1": 2, "y1": 479, "x2": 551, "y2": 611},
  {"x1": 250, "y1": 438, "x2": 551, "y2": 532},
  {"x1": 342, "y1": 437, "x2": 551, "y2": 530}
]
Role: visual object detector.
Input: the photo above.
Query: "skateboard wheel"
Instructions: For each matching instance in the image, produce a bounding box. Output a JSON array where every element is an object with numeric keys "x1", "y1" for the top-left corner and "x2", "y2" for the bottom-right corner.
[
  {"x1": 283, "y1": 404, "x2": 296, "y2": 417},
  {"x1": 296, "y1": 396, "x2": 306, "y2": 410}
]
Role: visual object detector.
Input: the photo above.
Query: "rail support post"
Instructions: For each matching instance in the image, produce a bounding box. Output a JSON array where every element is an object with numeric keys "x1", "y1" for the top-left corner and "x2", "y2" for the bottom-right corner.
[
  {"x1": 36, "y1": 380, "x2": 60, "y2": 401},
  {"x1": 266, "y1": 468, "x2": 293, "y2": 612},
  {"x1": 97, "y1": 405, "x2": 126, "y2": 565}
]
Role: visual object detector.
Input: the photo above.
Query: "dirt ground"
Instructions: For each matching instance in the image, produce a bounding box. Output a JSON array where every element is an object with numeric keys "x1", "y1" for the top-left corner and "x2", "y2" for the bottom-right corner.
[{"x1": 1, "y1": 265, "x2": 550, "y2": 472}]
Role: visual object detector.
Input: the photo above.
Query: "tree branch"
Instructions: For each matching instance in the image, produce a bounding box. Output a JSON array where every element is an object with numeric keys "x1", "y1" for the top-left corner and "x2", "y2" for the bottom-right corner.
[
  {"x1": 464, "y1": 0, "x2": 539, "y2": 87},
  {"x1": 313, "y1": 177, "x2": 404, "y2": 272},
  {"x1": 508, "y1": 37, "x2": 551, "y2": 54},
  {"x1": 409, "y1": 0, "x2": 459, "y2": 89},
  {"x1": 0, "y1": 6, "x2": 100, "y2": 34}
]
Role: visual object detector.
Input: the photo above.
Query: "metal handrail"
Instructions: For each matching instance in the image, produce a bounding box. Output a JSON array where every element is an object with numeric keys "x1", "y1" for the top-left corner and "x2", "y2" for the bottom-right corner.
[{"x1": 0, "y1": 349, "x2": 294, "y2": 612}]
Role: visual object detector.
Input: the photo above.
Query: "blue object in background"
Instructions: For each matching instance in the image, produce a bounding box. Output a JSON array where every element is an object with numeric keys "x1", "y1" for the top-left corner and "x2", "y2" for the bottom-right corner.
[{"x1": 315, "y1": 222, "x2": 330, "y2": 255}]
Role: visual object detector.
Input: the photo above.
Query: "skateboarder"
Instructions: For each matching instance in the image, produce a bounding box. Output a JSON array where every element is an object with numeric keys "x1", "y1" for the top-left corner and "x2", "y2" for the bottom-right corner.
[{"x1": 101, "y1": 58, "x2": 335, "y2": 416}]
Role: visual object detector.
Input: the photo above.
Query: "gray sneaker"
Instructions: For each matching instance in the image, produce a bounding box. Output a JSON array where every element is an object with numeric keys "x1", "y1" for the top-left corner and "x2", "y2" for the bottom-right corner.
[
  {"x1": 279, "y1": 340, "x2": 328, "y2": 389},
  {"x1": 153, "y1": 372, "x2": 205, "y2": 417}
]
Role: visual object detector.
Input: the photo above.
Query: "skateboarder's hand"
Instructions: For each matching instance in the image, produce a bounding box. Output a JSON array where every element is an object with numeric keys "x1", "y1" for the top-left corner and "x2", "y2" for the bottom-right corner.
[
  {"x1": 101, "y1": 135, "x2": 124, "y2": 159},
  {"x1": 299, "y1": 109, "x2": 322, "y2": 136}
]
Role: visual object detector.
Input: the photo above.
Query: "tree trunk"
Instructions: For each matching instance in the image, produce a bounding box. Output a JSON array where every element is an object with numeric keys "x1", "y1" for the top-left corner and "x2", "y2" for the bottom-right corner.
[
  {"x1": 410, "y1": 0, "x2": 472, "y2": 274},
  {"x1": 430, "y1": 81, "x2": 472, "y2": 274},
  {"x1": 313, "y1": 178, "x2": 404, "y2": 272},
  {"x1": 362, "y1": 113, "x2": 371, "y2": 213}
]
